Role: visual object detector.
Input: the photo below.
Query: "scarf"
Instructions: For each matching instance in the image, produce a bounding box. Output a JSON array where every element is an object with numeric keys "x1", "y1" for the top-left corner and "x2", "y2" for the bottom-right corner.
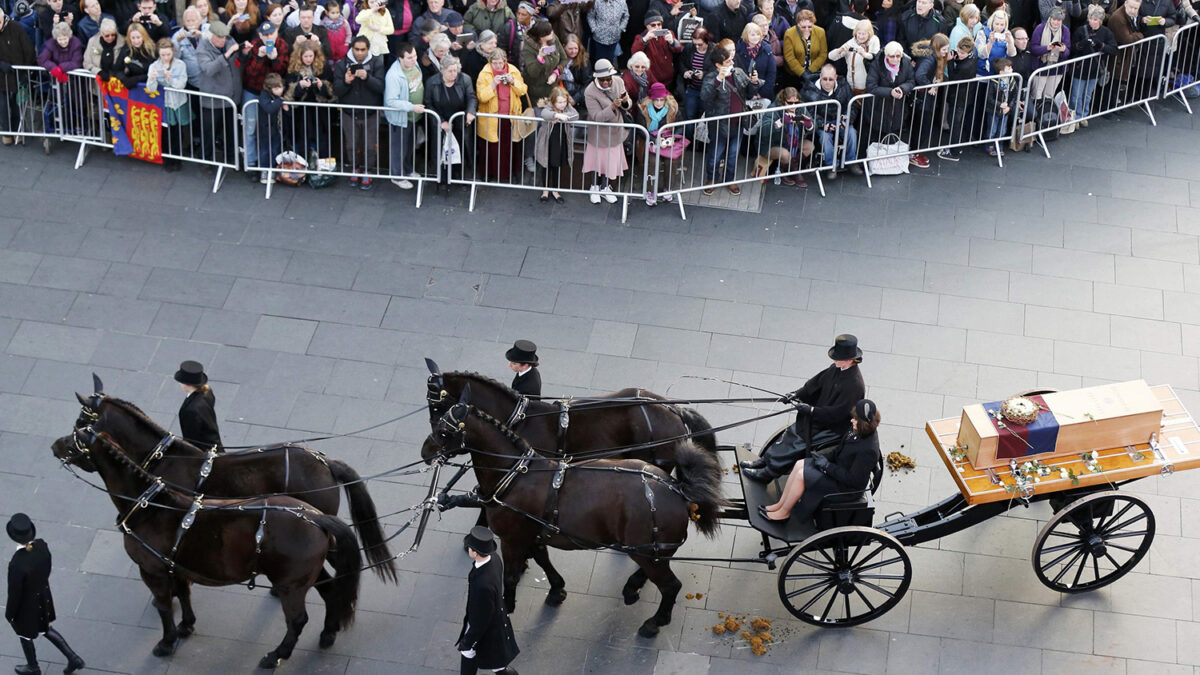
[
  {"x1": 630, "y1": 70, "x2": 649, "y2": 100},
  {"x1": 1039, "y1": 22, "x2": 1061, "y2": 65},
  {"x1": 646, "y1": 101, "x2": 669, "y2": 131},
  {"x1": 885, "y1": 58, "x2": 899, "y2": 79},
  {"x1": 321, "y1": 14, "x2": 345, "y2": 31},
  {"x1": 747, "y1": 42, "x2": 759, "y2": 61}
]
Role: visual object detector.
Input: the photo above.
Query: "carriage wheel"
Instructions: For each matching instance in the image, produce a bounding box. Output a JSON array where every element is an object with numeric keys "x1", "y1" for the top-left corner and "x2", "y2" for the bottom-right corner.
[
  {"x1": 1031, "y1": 491, "x2": 1155, "y2": 593},
  {"x1": 777, "y1": 526, "x2": 911, "y2": 628}
]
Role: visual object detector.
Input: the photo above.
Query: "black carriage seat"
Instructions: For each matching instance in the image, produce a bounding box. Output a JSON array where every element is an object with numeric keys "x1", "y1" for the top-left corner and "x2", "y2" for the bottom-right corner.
[{"x1": 814, "y1": 489, "x2": 875, "y2": 530}]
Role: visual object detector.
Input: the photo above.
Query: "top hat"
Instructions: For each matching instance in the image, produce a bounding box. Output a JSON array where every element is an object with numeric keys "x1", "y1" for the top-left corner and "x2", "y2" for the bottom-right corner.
[
  {"x1": 174, "y1": 360, "x2": 209, "y2": 386},
  {"x1": 6, "y1": 513, "x2": 35, "y2": 544},
  {"x1": 828, "y1": 334, "x2": 863, "y2": 361},
  {"x1": 505, "y1": 340, "x2": 538, "y2": 365},
  {"x1": 463, "y1": 526, "x2": 497, "y2": 555},
  {"x1": 593, "y1": 59, "x2": 617, "y2": 78}
]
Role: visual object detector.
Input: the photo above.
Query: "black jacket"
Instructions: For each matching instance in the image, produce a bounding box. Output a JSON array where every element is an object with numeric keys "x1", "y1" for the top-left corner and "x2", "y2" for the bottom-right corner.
[
  {"x1": 179, "y1": 389, "x2": 223, "y2": 451},
  {"x1": 802, "y1": 75, "x2": 852, "y2": 126},
  {"x1": 457, "y1": 557, "x2": 519, "y2": 669},
  {"x1": 6, "y1": 540, "x2": 55, "y2": 639},
  {"x1": 282, "y1": 24, "x2": 333, "y2": 61},
  {"x1": 1070, "y1": 23, "x2": 1117, "y2": 76},
  {"x1": 865, "y1": 51, "x2": 915, "y2": 96},
  {"x1": 898, "y1": 7, "x2": 947, "y2": 53},
  {"x1": 0, "y1": 18, "x2": 36, "y2": 93},
  {"x1": 425, "y1": 71, "x2": 479, "y2": 121},
  {"x1": 798, "y1": 431, "x2": 880, "y2": 517},
  {"x1": 511, "y1": 367, "x2": 541, "y2": 397},
  {"x1": 787, "y1": 363, "x2": 865, "y2": 435},
  {"x1": 331, "y1": 54, "x2": 386, "y2": 106},
  {"x1": 703, "y1": 2, "x2": 752, "y2": 43},
  {"x1": 114, "y1": 45, "x2": 153, "y2": 88}
]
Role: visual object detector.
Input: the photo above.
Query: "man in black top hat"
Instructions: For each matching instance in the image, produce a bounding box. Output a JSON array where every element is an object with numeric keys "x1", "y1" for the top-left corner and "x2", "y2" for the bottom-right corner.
[
  {"x1": 458, "y1": 526, "x2": 519, "y2": 675},
  {"x1": 505, "y1": 340, "x2": 541, "y2": 397},
  {"x1": 741, "y1": 334, "x2": 866, "y2": 482},
  {"x1": 174, "y1": 360, "x2": 224, "y2": 452},
  {"x1": 6, "y1": 514, "x2": 85, "y2": 675}
]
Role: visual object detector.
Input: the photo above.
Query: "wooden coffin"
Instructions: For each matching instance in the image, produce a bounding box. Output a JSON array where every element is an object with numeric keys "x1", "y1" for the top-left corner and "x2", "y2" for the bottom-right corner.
[{"x1": 956, "y1": 380, "x2": 1164, "y2": 470}]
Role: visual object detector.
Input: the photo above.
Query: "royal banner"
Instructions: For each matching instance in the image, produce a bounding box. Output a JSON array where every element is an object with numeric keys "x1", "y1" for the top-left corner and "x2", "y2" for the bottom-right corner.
[{"x1": 96, "y1": 75, "x2": 163, "y2": 164}]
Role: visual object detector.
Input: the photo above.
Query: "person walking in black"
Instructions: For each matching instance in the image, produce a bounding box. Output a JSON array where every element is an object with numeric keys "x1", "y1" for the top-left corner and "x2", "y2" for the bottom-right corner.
[
  {"x1": 505, "y1": 340, "x2": 541, "y2": 397},
  {"x1": 6, "y1": 514, "x2": 85, "y2": 675},
  {"x1": 741, "y1": 334, "x2": 866, "y2": 482},
  {"x1": 174, "y1": 360, "x2": 224, "y2": 451},
  {"x1": 458, "y1": 526, "x2": 519, "y2": 675}
]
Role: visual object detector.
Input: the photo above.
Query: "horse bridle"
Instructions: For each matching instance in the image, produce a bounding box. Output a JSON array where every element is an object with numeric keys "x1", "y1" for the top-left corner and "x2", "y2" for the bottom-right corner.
[
  {"x1": 68, "y1": 394, "x2": 177, "y2": 473},
  {"x1": 429, "y1": 401, "x2": 470, "y2": 459}
]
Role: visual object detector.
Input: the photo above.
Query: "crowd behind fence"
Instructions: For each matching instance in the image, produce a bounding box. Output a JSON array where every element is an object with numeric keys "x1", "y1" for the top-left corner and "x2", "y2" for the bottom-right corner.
[{"x1": 5, "y1": 37, "x2": 1200, "y2": 220}]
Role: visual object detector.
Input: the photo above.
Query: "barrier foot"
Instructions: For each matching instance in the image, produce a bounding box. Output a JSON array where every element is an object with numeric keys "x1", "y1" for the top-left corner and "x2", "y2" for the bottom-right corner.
[
  {"x1": 815, "y1": 171, "x2": 826, "y2": 197},
  {"x1": 1142, "y1": 101, "x2": 1158, "y2": 126},
  {"x1": 1037, "y1": 132, "x2": 1051, "y2": 159},
  {"x1": 72, "y1": 140, "x2": 87, "y2": 168},
  {"x1": 468, "y1": 183, "x2": 477, "y2": 212},
  {"x1": 863, "y1": 165, "x2": 873, "y2": 189},
  {"x1": 677, "y1": 195, "x2": 687, "y2": 221},
  {"x1": 415, "y1": 179, "x2": 424, "y2": 209},
  {"x1": 264, "y1": 172, "x2": 273, "y2": 200},
  {"x1": 212, "y1": 166, "x2": 225, "y2": 193},
  {"x1": 621, "y1": 196, "x2": 629, "y2": 224},
  {"x1": 994, "y1": 141, "x2": 1004, "y2": 169},
  {"x1": 1174, "y1": 91, "x2": 1194, "y2": 114}
]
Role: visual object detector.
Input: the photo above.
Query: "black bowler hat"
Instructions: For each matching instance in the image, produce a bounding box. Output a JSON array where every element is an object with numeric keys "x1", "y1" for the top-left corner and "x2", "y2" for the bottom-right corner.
[
  {"x1": 6, "y1": 513, "x2": 35, "y2": 544},
  {"x1": 828, "y1": 334, "x2": 863, "y2": 361},
  {"x1": 174, "y1": 360, "x2": 209, "y2": 386},
  {"x1": 464, "y1": 526, "x2": 497, "y2": 555},
  {"x1": 505, "y1": 340, "x2": 538, "y2": 365}
]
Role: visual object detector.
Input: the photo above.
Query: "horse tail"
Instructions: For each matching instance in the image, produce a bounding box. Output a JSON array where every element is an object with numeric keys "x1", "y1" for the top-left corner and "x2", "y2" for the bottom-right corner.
[
  {"x1": 312, "y1": 513, "x2": 362, "y2": 631},
  {"x1": 328, "y1": 459, "x2": 398, "y2": 584},
  {"x1": 676, "y1": 407, "x2": 717, "y2": 455},
  {"x1": 672, "y1": 441, "x2": 726, "y2": 539}
]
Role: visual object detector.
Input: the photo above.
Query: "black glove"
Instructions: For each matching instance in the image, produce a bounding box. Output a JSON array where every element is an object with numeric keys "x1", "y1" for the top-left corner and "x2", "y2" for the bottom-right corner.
[
  {"x1": 437, "y1": 491, "x2": 481, "y2": 512},
  {"x1": 809, "y1": 452, "x2": 830, "y2": 473},
  {"x1": 794, "y1": 402, "x2": 812, "y2": 415},
  {"x1": 0, "y1": 62, "x2": 13, "y2": 73}
]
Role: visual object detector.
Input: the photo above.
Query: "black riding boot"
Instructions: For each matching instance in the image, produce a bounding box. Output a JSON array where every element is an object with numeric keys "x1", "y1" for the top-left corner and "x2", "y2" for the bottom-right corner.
[
  {"x1": 16, "y1": 638, "x2": 39, "y2": 675},
  {"x1": 43, "y1": 628, "x2": 85, "y2": 674}
]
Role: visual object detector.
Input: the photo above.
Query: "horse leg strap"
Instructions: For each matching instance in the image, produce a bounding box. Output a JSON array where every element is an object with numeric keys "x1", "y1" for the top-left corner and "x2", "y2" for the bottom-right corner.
[{"x1": 537, "y1": 462, "x2": 568, "y2": 544}]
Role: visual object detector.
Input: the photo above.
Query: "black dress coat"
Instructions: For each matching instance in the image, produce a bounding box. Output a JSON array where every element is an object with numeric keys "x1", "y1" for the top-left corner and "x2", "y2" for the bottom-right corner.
[
  {"x1": 797, "y1": 431, "x2": 880, "y2": 519},
  {"x1": 456, "y1": 557, "x2": 519, "y2": 669},
  {"x1": 179, "y1": 389, "x2": 223, "y2": 451},
  {"x1": 6, "y1": 540, "x2": 55, "y2": 639},
  {"x1": 787, "y1": 364, "x2": 866, "y2": 436},
  {"x1": 510, "y1": 367, "x2": 541, "y2": 397}
]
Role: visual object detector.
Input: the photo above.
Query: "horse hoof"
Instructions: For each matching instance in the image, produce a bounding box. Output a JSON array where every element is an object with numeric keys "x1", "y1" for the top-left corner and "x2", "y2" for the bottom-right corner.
[
  {"x1": 637, "y1": 621, "x2": 660, "y2": 638},
  {"x1": 623, "y1": 591, "x2": 640, "y2": 606},
  {"x1": 545, "y1": 589, "x2": 567, "y2": 607},
  {"x1": 258, "y1": 652, "x2": 282, "y2": 669},
  {"x1": 152, "y1": 640, "x2": 177, "y2": 657},
  {"x1": 319, "y1": 631, "x2": 336, "y2": 649},
  {"x1": 177, "y1": 623, "x2": 194, "y2": 638}
]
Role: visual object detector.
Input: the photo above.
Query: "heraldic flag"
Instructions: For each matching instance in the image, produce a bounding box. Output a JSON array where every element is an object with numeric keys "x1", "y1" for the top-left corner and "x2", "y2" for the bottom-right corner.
[{"x1": 96, "y1": 75, "x2": 164, "y2": 164}]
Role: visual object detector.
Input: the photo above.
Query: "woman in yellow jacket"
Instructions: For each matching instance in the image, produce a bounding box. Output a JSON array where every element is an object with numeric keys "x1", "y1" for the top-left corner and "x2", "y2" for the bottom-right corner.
[
  {"x1": 782, "y1": 9, "x2": 827, "y2": 89},
  {"x1": 476, "y1": 50, "x2": 529, "y2": 181}
]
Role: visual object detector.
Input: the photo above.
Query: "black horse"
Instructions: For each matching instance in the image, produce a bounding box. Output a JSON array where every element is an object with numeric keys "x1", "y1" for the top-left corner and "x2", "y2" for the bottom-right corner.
[
  {"x1": 421, "y1": 390, "x2": 725, "y2": 638},
  {"x1": 72, "y1": 376, "x2": 396, "y2": 582},
  {"x1": 425, "y1": 364, "x2": 718, "y2": 470},
  {"x1": 50, "y1": 428, "x2": 361, "y2": 669}
]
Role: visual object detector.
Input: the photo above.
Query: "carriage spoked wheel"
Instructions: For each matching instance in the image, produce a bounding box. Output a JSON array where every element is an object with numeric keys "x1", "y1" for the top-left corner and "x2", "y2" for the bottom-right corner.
[
  {"x1": 1032, "y1": 491, "x2": 1156, "y2": 593},
  {"x1": 777, "y1": 526, "x2": 912, "y2": 627}
]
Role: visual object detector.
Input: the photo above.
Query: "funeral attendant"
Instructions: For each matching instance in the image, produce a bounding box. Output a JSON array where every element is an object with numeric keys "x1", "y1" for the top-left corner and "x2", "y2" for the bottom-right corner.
[
  {"x1": 6, "y1": 514, "x2": 85, "y2": 675},
  {"x1": 175, "y1": 360, "x2": 224, "y2": 451},
  {"x1": 505, "y1": 340, "x2": 541, "y2": 397},
  {"x1": 458, "y1": 526, "x2": 520, "y2": 675},
  {"x1": 741, "y1": 334, "x2": 866, "y2": 481}
]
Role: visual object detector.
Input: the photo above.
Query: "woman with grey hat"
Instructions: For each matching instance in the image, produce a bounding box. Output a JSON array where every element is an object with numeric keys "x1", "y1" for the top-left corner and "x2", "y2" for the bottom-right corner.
[
  {"x1": 742, "y1": 334, "x2": 866, "y2": 482},
  {"x1": 458, "y1": 526, "x2": 520, "y2": 675},
  {"x1": 505, "y1": 340, "x2": 541, "y2": 396},
  {"x1": 174, "y1": 360, "x2": 224, "y2": 451},
  {"x1": 582, "y1": 57, "x2": 632, "y2": 204},
  {"x1": 760, "y1": 399, "x2": 882, "y2": 522},
  {"x1": 6, "y1": 514, "x2": 85, "y2": 675}
]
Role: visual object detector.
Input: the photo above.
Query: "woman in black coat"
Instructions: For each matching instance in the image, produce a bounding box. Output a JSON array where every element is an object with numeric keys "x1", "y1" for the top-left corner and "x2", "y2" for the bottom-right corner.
[
  {"x1": 7, "y1": 514, "x2": 85, "y2": 675},
  {"x1": 174, "y1": 360, "x2": 224, "y2": 451},
  {"x1": 458, "y1": 527, "x2": 519, "y2": 675},
  {"x1": 425, "y1": 54, "x2": 478, "y2": 183},
  {"x1": 761, "y1": 399, "x2": 881, "y2": 522},
  {"x1": 114, "y1": 22, "x2": 155, "y2": 89}
]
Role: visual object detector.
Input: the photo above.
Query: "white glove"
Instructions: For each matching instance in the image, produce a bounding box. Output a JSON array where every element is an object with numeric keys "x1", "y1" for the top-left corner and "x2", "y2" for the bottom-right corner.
[{"x1": 460, "y1": 649, "x2": 477, "y2": 659}]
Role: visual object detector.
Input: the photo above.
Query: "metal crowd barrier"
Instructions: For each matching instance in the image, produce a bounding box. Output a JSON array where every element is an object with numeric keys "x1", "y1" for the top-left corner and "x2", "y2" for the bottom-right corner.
[
  {"x1": 842, "y1": 72, "x2": 1024, "y2": 187},
  {"x1": 243, "y1": 99, "x2": 441, "y2": 203},
  {"x1": 447, "y1": 110, "x2": 648, "y2": 224},
  {"x1": 4, "y1": 65, "x2": 65, "y2": 148},
  {"x1": 1163, "y1": 22, "x2": 1200, "y2": 112},
  {"x1": 1018, "y1": 34, "x2": 1167, "y2": 157},
  {"x1": 653, "y1": 99, "x2": 840, "y2": 220}
]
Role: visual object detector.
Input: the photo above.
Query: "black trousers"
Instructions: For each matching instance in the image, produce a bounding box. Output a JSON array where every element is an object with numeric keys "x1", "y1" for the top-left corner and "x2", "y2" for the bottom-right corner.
[{"x1": 762, "y1": 425, "x2": 841, "y2": 475}]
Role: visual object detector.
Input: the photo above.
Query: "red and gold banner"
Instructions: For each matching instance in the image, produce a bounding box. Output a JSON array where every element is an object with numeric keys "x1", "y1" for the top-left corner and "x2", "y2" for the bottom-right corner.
[{"x1": 97, "y1": 75, "x2": 163, "y2": 164}]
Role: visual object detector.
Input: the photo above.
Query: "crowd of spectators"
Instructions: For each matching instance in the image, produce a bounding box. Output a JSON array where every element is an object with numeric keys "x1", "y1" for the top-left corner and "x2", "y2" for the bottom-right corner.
[{"x1": 0, "y1": 0, "x2": 1196, "y2": 198}]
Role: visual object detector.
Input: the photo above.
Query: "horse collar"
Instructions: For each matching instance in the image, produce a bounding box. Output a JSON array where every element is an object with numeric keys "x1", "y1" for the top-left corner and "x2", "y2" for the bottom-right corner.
[{"x1": 142, "y1": 434, "x2": 175, "y2": 472}]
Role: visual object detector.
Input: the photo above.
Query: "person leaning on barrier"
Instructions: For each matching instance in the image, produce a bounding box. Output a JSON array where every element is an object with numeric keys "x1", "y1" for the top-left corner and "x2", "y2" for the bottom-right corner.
[
  {"x1": 1029, "y1": 7, "x2": 1070, "y2": 99},
  {"x1": 741, "y1": 334, "x2": 866, "y2": 482},
  {"x1": 983, "y1": 56, "x2": 1014, "y2": 155},
  {"x1": 804, "y1": 64, "x2": 863, "y2": 178},
  {"x1": 115, "y1": 22, "x2": 156, "y2": 88},
  {"x1": 425, "y1": 53, "x2": 478, "y2": 183},
  {"x1": 84, "y1": 15, "x2": 122, "y2": 75},
  {"x1": 535, "y1": 86, "x2": 577, "y2": 202},
  {"x1": 639, "y1": 80, "x2": 677, "y2": 205},
  {"x1": 476, "y1": 49, "x2": 528, "y2": 180},
  {"x1": 147, "y1": 37, "x2": 191, "y2": 170},
  {"x1": 284, "y1": 41, "x2": 334, "y2": 155},
  {"x1": 0, "y1": 7, "x2": 36, "y2": 145},
  {"x1": 752, "y1": 86, "x2": 814, "y2": 186},
  {"x1": 862, "y1": 40, "x2": 913, "y2": 145},
  {"x1": 332, "y1": 35, "x2": 385, "y2": 186},
  {"x1": 1069, "y1": 4, "x2": 1116, "y2": 124},
  {"x1": 699, "y1": 46, "x2": 756, "y2": 195},
  {"x1": 38, "y1": 22, "x2": 83, "y2": 79},
  {"x1": 384, "y1": 41, "x2": 427, "y2": 190},
  {"x1": 194, "y1": 21, "x2": 242, "y2": 165},
  {"x1": 934, "y1": 35, "x2": 976, "y2": 161}
]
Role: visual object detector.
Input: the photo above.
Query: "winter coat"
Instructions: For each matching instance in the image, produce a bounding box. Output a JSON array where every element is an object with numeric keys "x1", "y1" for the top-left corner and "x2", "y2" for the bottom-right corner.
[
  {"x1": 802, "y1": 73, "x2": 851, "y2": 126},
  {"x1": 948, "y1": 16, "x2": 982, "y2": 52},
  {"x1": 782, "y1": 23, "x2": 827, "y2": 78},
  {"x1": 631, "y1": 29, "x2": 682, "y2": 84},
  {"x1": 114, "y1": 44, "x2": 153, "y2": 89},
  {"x1": 282, "y1": 23, "x2": 333, "y2": 60},
  {"x1": 465, "y1": 2, "x2": 516, "y2": 39},
  {"x1": 546, "y1": 0, "x2": 592, "y2": 43},
  {"x1": 751, "y1": 106, "x2": 809, "y2": 155},
  {"x1": 774, "y1": 0, "x2": 815, "y2": 26},
  {"x1": 332, "y1": 52, "x2": 386, "y2": 104},
  {"x1": 456, "y1": 557, "x2": 520, "y2": 670},
  {"x1": 424, "y1": 70, "x2": 479, "y2": 121},
  {"x1": 588, "y1": 0, "x2": 630, "y2": 44},
  {"x1": 796, "y1": 431, "x2": 880, "y2": 519},
  {"x1": 284, "y1": 65, "x2": 335, "y2": 102},
  {"x1": 701, "y1": 1, "x2": 750, "y2": 43},
  {"x1": 511, "y1": 367, "x2": 542, "y2": 396},
  {"x1": 476, "y1": 62, "x2": 527, "y2": 141},
  {"x1": 865, "y1": 51, "x2": 914, "y2": 97},
  {"x1": 638, "y1": 91, "x2": 678, "y2": 132},
  {"x1": 827, "y1": 34, "x2": 877, "y2": 89},
  {"x1": 383, "y1": 59, "x2": 423, "y2": 127},
  {"x1": 699, "y1": 66, "x2": 756, "y2": 129},
  {"x1": 583, "y1": 77, "x2": 632, "y2": 146},
  {"x1": 145, "y1": 56, "x2": 189, "y2": 111},
  {"x1": 520, "y1": 32, "x2": 566, "y2": 103},
  {"x1": 1030, "y1": 20, "x2": 1070, "y2": 75},
  {"x1": 911, "y1": 39, "x2": 940, "y2": 85},
  {"x1": 784, "y1": 363, "x2": 865, "y2": 434},
  {"x1": 171, "y1": 27, "x2": 202, "y2": 83},
  {"x1": 984, "y1": 73, "x2": 1015, "y2": 113},
  {"x1": 6, "y1": 540, "x2": 55, "y2": 639},
  {"x1": 179, "y1": 388, "x2": 222, "y2": 450},
  {"x1": 1070, "y1": 22, "x2": 1116, "y2": 77},
  {"x1": 355, "y1": 5, "x2": 394, "y2": 56},
  {"x1": 562, "y1": 58, "x2": 591, "y2": 107},
  {"x1": 1138, "y1": 0, "x2": 1179, "y2": 35},
  {"x1": 84, "y1": 32, "x2": 123, "y2": 75},
  {"x1": 0, "y1": 18, "x2": 35, "y2": 92},
  {"x1": 195, "y1": 36, "x2": 243, "y2": 107},
  {"x1": 1038, "y1": 0, "x2": 1082, "y2": 22},
  {"x1": 898, "y1": 7, "x2": 946, "y2": 53},
  {"x1": 535, "y1": 100, "x2": 578, "y2": 166},
  {"x1": 734, "y1": 39, "x2": 776, "y2": 98},
  {"x1": 37, "y1": 36, "x2": 84, "y2": 71},
  {"x1": 826, "y1": 9, "x2": 865, "y2": 52}
]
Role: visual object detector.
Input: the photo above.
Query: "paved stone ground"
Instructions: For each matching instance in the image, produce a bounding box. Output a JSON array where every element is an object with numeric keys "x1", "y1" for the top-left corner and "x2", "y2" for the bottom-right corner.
[{"x1": 1, "y1": 101, "x2": 1199, "y2": 675}]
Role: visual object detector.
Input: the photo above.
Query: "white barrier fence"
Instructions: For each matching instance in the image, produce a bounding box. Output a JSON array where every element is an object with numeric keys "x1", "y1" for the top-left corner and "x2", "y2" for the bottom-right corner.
[{"x1": 1163, "y1": 22, "x2": 1200, "y2": 112}]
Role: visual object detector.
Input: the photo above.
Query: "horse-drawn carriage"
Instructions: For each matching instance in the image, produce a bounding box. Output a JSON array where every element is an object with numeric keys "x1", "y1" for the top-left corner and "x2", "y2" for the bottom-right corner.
[{"x1": 50, "y1": 367, "x2": 1200, "y2": 668}]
